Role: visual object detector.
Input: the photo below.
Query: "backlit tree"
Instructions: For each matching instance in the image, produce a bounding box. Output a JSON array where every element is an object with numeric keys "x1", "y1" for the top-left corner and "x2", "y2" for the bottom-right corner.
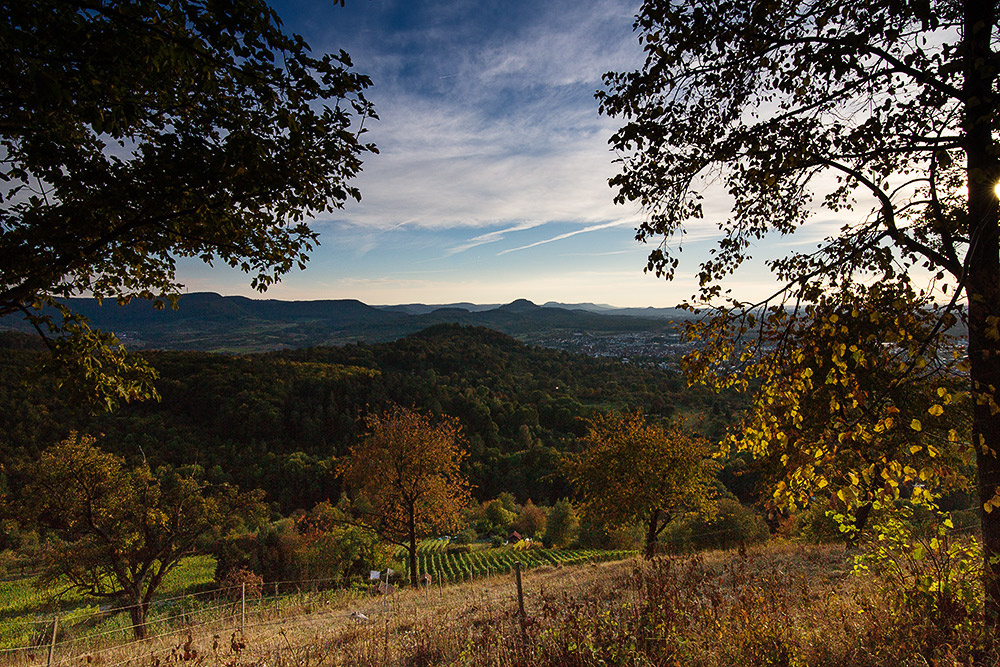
[
  {"x1": 1, "y1": 0, "x2": 375, "y2": 408},
  {"x1": 599, "y1": 0, "x2": 1000, "y2": 616}
]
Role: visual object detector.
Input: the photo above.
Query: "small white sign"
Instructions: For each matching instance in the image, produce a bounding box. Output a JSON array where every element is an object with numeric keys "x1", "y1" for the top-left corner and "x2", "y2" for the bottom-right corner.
[{"x1": 369, "y1": 570, "x2": 380, "y2": 580}]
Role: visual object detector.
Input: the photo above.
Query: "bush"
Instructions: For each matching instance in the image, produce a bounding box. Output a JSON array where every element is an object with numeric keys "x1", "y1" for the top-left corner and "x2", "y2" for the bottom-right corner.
[
  {"x1": 214, "y1": 533, "x2": 265, "y2": 583},
  {"x1": 512, "y1": 499, "x2": 547, "y2": 539},
  {"x1": 793, "y1": 503, "x2": 848, "y2": 544},
  {"x1": 577, "y1": 513, "x2": 641, "y2": 550},
  {"x1": 219, "y1": 567, "x2": 264, "y2": 599},
  {"x1": 543, "y1": 499, "x2": 579, "y2": 548},
  {"x1": 854, "y1": 500, "x2": 983, "y2": 639},
  {"x1": 451, "y1": 528, "x2": 478, "y2": 545},
  {"x1": 215, "y1": 510, "x2": 389, "y2": 586},
  {"x1": 446, "y1": 544, "x2": 473, "y2": 554},
  {"x1": 660, "y1": 499, "x2": 769, "y2": 553}
]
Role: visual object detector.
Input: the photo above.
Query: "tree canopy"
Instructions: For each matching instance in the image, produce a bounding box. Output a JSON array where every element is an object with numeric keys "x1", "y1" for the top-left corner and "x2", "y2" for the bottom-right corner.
[
  {"x1": 599, "y1": 0, "x2": 1000, "y2": 615},
  {"x1": 339, "y1": 405, "x2": 471, "y2": 588},
  {"x1": 571, "y1": 411, "x2": 718, "y2": 558},
  {"x1": 0, "y1": 0, "x2": 375, "y2": 408},
  {"x1": 17, "y1": 433, "x2": 264, "y2": 639}
]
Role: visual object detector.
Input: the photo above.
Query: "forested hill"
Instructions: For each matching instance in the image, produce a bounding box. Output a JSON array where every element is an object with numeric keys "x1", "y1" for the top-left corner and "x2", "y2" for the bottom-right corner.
[
  {"x1": 0, "y1": 292, "x2": 681, "y2": 351},
  {"x1": 0, "y1": 325, "x2": 738, "y2": 511}
]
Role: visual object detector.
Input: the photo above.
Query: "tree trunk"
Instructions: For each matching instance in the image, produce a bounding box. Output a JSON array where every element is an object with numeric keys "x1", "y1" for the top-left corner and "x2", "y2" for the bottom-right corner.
[
  {"x1": 968, "y1": 287, "x2": 1000, "y2": 626},
  {"x1": 846, "y1": 501, "x2": 873, "y2": 550},
  {"x1": 644, "y1": 508, "x2": 661, "y2": 560},
  {"x1": 128, "y1": 596, "x2": 149, "y2": 640},
  {"x1": 407, "y1": 503, "x2": 418, "y2": 588},
  {"x1": 963, "y1": 0, "x2": 1000, "y2": 626}
]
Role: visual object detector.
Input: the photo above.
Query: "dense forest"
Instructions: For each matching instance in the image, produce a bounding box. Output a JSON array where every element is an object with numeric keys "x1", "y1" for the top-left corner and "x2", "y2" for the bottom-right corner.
[{"x1": 0, "y1": 325, "x2": 741, "y2": 512}]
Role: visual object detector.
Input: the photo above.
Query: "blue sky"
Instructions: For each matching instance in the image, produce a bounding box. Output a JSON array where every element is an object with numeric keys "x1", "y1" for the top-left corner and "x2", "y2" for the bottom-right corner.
[{"x1": 177, "y1": 0, "x2": 844, "y2": 307}]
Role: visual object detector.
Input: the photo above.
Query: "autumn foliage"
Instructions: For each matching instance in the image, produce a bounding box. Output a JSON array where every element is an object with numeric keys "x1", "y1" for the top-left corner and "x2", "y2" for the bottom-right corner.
[
  {"x1": 340, "y1": 405, "x2": 472, "y2": 587},
  {"x1": 571, "y1": 412, "x2": 718, "y2": 558}
]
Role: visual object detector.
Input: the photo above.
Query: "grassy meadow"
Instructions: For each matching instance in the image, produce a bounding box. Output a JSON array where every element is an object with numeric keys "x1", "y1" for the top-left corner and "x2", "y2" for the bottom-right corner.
[
  {"x1": 4, "y1": 541, "x2": 996, "y2": 667},
  {"x1": 0, "y1": 541, "x2": 638, "y2": 662}
]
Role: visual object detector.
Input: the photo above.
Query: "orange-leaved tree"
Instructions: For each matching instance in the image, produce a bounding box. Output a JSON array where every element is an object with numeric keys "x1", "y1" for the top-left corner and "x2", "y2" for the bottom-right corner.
[
  {"x1": 339, "y1": 405, "x2": 471, "y2": 587},
  {"x1": 570, "y1": 411, "x2": 718, "y2": 558}
]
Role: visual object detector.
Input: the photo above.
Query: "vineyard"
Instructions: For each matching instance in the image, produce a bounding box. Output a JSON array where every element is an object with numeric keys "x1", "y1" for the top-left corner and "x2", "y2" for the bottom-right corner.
[{"x1": 397, "y1": 539, "x2": 636, "y2": 583}]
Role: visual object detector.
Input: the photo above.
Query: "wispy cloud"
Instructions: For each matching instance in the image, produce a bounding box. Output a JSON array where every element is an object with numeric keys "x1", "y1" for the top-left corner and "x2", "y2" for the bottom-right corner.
[
  {"x1": 444, "y1": 222, "x2": 544, "y2": 255},
  {"x1": 498, "y1": 220, "x2": 635, "y2": 255},
  {"x1": 305, "y1": 0, "x2": 644, "y2": 245}
]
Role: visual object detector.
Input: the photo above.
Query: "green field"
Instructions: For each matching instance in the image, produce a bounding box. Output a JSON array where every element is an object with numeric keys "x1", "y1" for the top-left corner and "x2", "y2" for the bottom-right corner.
[{"x1": 0, "y1": 554, "x2": 216, "y2": 651}]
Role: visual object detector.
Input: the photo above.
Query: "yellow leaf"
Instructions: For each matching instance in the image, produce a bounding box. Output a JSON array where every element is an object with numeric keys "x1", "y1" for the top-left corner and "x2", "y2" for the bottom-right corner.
[
  {"x1": 910, "y1": 419, "x2": 922, "y2": 432},
  {"x1": 928, "y1": 404, "x2": 944, "y2": 417},
  {"x1": 909, "y1": 445, "x2": 922, "y2": 454}
]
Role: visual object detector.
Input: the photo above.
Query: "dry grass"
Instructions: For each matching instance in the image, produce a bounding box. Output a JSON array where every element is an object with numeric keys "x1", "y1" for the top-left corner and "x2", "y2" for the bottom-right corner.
[{"x1": 12, "y1": 543, "x2": 1000, "y2": 667}]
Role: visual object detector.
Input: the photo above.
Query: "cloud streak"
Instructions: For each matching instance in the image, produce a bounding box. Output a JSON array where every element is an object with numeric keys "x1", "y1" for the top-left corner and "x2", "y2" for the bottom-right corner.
[{"x1": 498, "y1": 220, "x2": 636, "y2": 255}]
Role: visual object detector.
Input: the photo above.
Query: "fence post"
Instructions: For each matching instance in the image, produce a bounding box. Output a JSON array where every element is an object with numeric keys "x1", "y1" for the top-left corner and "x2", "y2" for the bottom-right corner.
[
  {"x1": 46, "y1": 615, "x2": 59, "y2": 667},
  {"x1": 241, "y1": 582, "x2": 246, "y2": 633},
  {"x1": 514, "y1": 562, "x2": 527, "y2": 647},
  {"x1": 383, "y1": 618, "x2": 390, "y2": 665}
]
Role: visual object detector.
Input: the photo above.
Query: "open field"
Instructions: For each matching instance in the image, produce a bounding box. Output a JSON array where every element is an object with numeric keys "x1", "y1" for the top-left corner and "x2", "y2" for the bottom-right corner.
[
  {"x1": 4, "y1": 541, "x2": 995, "y2": 667},
  {"x1": 0, "y1": 543, "x2": 637, "y2": 662}
]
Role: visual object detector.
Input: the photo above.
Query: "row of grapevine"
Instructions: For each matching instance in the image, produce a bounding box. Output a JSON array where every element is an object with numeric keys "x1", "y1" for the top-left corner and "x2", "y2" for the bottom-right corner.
[{"x1": 406, "y1": 547, "x2": 635, "y2": 584}]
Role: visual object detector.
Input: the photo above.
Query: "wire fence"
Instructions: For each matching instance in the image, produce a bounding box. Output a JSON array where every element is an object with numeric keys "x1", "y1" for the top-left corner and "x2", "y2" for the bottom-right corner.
[
  {"x1": 2, "y1": 518, "x2": 982, "y2": 666},
  {"x1": 1, "y1": 558, "x2": 546, "y2": 667},
  {"x1": 0, "y1": 574, "x2": 367, "y2": 662}
]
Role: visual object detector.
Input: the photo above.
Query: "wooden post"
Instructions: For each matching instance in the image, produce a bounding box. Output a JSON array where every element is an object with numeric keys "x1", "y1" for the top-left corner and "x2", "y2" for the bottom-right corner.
[
  {"x1": 46, "y1": 615, "x2": 58, "y2": 667},
  {"x1": 514, "y1": 562, "x2": 527, "y2": 646},
  {"x1": 383, "y1": 618, "x2": 390, "y2": 665},
  {"x1": 241, "y1": 582, "x2": 246, "y2": 633}
]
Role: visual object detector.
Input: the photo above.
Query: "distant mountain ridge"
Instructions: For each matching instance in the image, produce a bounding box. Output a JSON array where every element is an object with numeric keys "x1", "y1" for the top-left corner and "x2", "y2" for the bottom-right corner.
[{"x1": 0, "y1": 293, "x2": 693, "y2": 352}]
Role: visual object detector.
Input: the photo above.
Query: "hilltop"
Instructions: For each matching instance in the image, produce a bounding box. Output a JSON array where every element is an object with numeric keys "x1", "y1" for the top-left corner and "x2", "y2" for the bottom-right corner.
[{"x1": 0, "y1": 293, "x2": 693, "y2": 353}]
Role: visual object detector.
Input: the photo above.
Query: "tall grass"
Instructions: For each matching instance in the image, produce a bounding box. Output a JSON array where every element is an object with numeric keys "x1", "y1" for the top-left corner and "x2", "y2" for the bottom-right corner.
[{"x1": 214, "y1": 544, "x2": 999, "y2": 667}]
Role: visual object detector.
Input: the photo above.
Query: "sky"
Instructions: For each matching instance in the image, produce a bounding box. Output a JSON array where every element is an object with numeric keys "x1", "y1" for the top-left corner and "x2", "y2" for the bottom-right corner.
[{"x1": 177, "y1": 0, "x2": 851, "y2": 308}]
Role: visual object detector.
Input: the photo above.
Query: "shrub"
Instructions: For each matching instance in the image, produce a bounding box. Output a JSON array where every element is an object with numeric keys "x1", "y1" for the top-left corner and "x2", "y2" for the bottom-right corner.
[
  {"x1": 451, "y1": 528, "x2": 478, "y2": 545},
  {"x1": 660, "y1": 499, "x2": 769, "y2": 552},
  {"x1": 577, "y1": 513, "x2": 641, "y2": 550},
  {"x1": 512, "y1": 499, "x2": 547, "y2": 539},
  {"x1": 854, "y1": 500, "x2": 983, "y2": 641},
  {"x1": 214, "y1": 533, "x2": 265, "y2": 583},
  {"x1": 794, "y1": 503, "x2": 849, "y2": 544},
  {"x1": 543, "y1": 499, "x2": 579, "y2": 548},
  {"x1": 219, "y1": 567, "x2": 263, "y2": 599}
]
